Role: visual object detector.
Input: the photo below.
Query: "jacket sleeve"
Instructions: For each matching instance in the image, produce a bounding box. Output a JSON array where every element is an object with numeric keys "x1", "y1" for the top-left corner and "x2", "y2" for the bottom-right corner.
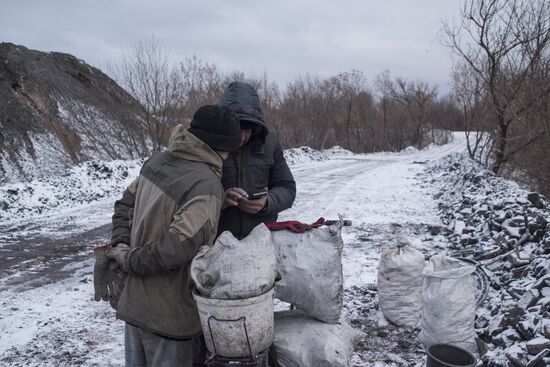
[
  {"x1": 260, "y1": 139, "x2": 296, "y2": 217},
  {"x1": 126, "y1": 194, "x2": 222, "y2": 276},
  {"x1": 111, "y1": 177, "x2": 139, "y2": 246}
]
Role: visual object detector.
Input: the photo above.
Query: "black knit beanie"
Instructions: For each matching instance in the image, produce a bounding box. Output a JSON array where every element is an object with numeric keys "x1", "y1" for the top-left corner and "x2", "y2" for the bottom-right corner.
[{"x1": 188, "y1": 105, "x2": 241, "y2": 152}]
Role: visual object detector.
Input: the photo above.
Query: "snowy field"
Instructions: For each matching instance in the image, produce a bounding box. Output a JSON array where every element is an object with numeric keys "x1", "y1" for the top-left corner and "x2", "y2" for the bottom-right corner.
[{"x1": 1, "y1": 134, "x2": 470, "y2": 366}]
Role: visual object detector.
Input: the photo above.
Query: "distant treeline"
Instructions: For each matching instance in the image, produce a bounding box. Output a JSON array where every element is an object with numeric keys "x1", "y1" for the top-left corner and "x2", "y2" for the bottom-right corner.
[
  {"x1": 110, "y1": 41, "x2": 461, "y2": 156},
  {"x1": 111, "y1": 0, "x2": 550, "y2": 196}
]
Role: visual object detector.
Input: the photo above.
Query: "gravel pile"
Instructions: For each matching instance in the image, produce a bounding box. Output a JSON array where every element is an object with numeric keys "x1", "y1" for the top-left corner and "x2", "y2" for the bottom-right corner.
[
  {"x1": 0, "y1": 159, "x2": 142, "y2": 219},
  {"x1": 423, "y1": 153, "x2": 550, "y2": 367}
]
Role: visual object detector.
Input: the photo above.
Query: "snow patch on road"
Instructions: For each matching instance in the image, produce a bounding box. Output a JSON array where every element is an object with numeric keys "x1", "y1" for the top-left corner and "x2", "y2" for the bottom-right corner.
[
  {"x1": 0, "y1": 259, "x2": 124, "y2": 366},
  {"x1": 0, "y1": 134, "x2": 470, "y2": 366}
]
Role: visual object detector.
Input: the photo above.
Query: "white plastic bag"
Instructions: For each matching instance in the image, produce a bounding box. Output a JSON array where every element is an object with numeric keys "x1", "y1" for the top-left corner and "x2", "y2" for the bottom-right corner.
[
  {"x1": 190, "y1": 224, "x2": 277, "y2": 299},
  {"x1": 377, "y1": 237, "x2": 425, "y2": 327},
  {"x1": 419, "y1": 255, "x2": 477, "y2": 354},
  {"x1": 272, "y1": 310, "x2": 364, "y2": 367},
  {"x1": 272, "y1": 225, "x2": 344, "y2": 323}
]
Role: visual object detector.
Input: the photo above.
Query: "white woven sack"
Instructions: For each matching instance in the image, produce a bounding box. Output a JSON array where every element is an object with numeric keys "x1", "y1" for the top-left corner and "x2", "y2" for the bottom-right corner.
[
  {"x1": 272, "y1": 310, "x2": 364, "y2": 367},
  {"x1": 419, "y1": 255, "x2": 477, "y2": 354},
  {"x1": 377, "y1": 237, "x2": 425, "y2": 327},
  {"x1": 272, "y1": 225, "x2": 344, "y2": 323},
  {"x1": 190, "y1": 224, "x2": 277, "y2": 299}
]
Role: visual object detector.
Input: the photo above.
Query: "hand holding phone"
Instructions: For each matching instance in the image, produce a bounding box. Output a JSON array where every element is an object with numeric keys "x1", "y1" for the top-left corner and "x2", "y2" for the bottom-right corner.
[
  {"x1": 240, "y1": 188, "x2": 268, "y2": 214},
  {"x1": 249, "y1": 191, "x2": 268, "y2": 199}
]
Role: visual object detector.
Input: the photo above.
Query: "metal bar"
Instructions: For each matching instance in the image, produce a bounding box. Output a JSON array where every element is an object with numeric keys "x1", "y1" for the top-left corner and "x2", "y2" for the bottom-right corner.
[
  {"x1": 206, "y1": 316, "x2": 253, "y2": 358},
  {"x1": 207, "y1": 316, "x2": 218, "y2": 356},
  {"x1": 242, "y1": 317, "x2": 253, "y2": 357}
]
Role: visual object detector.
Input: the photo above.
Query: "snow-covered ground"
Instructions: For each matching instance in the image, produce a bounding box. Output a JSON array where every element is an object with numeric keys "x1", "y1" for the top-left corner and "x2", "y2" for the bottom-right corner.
[{"x1": 1, "y1": 134, "x2": 468, "y2": 366}]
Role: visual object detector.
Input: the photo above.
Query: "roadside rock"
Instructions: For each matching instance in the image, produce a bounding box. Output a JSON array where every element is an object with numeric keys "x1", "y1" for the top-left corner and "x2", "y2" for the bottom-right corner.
[
  {"x1": 525, "y1": 337, "x2": 550, "y2": 355},
  {"x1": 421, "y1": 153, "x2": 550, "y2": 367}
]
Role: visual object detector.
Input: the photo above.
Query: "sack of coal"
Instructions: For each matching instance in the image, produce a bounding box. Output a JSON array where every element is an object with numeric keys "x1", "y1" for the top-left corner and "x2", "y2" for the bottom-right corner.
[
  {"x1": 190, "y1": 224, "x2": 277, "y2": 299},
  {"x1": 272, "y1": 310, "x2": 364, "y2": 367},
  {"x1": 272, "y1": 224, "x2": 344, "y2": 323},
  {"x1": 419, "y1": 255, "x2": 477, "y2": 354},
  {"x1": 377, "y1": 237, "x2": 425, "y2": 327}
]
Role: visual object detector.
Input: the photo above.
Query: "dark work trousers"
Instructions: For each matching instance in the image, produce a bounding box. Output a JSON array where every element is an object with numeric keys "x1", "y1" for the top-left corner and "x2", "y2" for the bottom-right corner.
[
  {"x1": 192, "y1": 334, "x2": 208, "y2": 366},
  {"x1": 125, "y1": 323, "x2": 194, "y2": 367}
]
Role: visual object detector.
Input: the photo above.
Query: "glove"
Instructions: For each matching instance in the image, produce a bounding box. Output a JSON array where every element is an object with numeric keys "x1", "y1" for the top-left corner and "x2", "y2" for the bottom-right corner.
[
  {"x1": 106, "y1": 246, "x2": 131, "y2": 272},
  {"x1": 93, "y1": 243, "x2": 127, "y2": 309},
  {"x1": 266, "y1": 217, "x2": 325, "y2": 233}
]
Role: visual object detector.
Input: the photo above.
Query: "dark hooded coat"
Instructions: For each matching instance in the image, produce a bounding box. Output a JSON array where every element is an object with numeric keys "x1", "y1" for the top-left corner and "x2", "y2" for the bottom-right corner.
[{"x1": 218, "y1": 82, "x2": 296, "y2": 239}]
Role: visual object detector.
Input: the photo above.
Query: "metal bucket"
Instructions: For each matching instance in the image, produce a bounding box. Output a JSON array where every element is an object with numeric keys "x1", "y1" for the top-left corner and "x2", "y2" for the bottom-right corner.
[
  {"x1": 427, "y1": 344, "x2": 476, "y2": 367},
  {"x1": 193, "y1": 288, "x2": 274, "y2": 358}
]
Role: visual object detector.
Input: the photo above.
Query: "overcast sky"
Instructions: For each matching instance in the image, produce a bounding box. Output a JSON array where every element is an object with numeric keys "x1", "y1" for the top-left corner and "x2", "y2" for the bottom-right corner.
[{"x1": 1, "y1": 1, "x2": 461, "y2": 93}]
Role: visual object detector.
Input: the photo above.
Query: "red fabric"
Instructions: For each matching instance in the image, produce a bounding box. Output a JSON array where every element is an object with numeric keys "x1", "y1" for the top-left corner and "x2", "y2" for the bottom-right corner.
[{"x1": 266, "y1": 217, "x2": 325, "y2": 233}]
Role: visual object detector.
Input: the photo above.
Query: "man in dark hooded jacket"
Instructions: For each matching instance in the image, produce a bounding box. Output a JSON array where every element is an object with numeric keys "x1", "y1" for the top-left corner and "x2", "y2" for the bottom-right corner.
[{"x1": 218, "y1": 81, "x2": 296, "y2": 239}]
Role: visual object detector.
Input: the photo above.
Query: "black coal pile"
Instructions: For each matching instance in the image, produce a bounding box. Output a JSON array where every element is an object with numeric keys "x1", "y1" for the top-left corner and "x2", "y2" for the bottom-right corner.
[
  {"x1": 0, "y1": 42, "x2": 150, "y2": 183},
  {"x1": 422, "y1": 153, "x2": 550, "y2": 367},
  {"x1": 0, "y1": 159, "x2": 142, "y2": 220}
]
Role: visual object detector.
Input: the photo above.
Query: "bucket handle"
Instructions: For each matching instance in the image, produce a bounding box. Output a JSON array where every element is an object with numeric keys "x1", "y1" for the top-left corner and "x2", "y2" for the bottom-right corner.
[{"x1": 207, "y1": 315, "x2": 253, "y2": 358}]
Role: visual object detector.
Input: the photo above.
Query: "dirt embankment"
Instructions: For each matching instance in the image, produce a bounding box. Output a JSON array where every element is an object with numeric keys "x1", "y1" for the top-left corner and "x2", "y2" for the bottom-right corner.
[{"x1": 0, "y1": 42, "x2": 148, "y2": 183}]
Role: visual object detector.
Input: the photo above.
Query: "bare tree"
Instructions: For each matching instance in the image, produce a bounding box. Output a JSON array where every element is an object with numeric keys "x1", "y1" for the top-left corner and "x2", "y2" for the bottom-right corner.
[
  {"x1": 112, "y1": 37, "x2": 184, "y2": 153},
  {"x1": 332, "y1": 70, "x2": 367, "y2": 148},
  {"x1": 391, "y1": 78, "x2": 438, "y2": 148},
  {"x1": 374, "y1": 71, "x2": 398, "y2": 150},
  {"x1": 451, "y1": 63, "x2": 493, "y2": 161},
  {"x1": 443, "y1": 0, "x2": 550, "y2": 173},
  {"x1": 374, "y1": 72, "x2": 440, "y2": 149},
  {"x1": 277, "y1": 74, "x2": 342, "y2": 149},
  {"x1": 179, "y1": 55, "x2": 224, "y2": 120}
]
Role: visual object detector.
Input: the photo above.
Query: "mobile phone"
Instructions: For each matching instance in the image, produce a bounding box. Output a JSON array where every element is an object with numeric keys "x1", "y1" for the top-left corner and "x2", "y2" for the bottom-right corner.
[{"x1": 249, "y1": 191, "x2": 268, "y2": 199}]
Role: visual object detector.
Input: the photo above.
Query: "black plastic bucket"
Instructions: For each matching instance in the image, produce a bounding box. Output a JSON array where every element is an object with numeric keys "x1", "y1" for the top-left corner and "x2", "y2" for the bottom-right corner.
[{"x1": 426, "y1": 344, "x2": 476, "y2": 367}]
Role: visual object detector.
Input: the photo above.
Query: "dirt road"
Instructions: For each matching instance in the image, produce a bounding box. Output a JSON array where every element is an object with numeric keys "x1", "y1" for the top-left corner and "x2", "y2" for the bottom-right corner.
[{"x1": 0, "y1": 135, "x2": 465, "y2": 366}]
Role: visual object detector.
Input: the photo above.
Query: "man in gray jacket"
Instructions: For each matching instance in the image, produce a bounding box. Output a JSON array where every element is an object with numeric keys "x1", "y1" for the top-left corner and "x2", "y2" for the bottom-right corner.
[
  {"x1": 218, "y1": 81, "x2": 296, "y2": 239},
  {"x1": 105, "y1": 105, "x2": 241, "y2": 366}
]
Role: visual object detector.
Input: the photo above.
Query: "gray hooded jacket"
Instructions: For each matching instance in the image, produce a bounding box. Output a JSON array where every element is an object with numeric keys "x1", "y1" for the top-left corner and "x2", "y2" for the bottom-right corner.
[{"x1": 111, "y1": 125, "x2": 224, "y2": 339}]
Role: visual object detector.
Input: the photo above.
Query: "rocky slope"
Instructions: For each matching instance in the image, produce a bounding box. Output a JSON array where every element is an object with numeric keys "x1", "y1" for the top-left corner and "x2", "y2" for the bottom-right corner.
[{"x1": 0, "y1": 43, "x2": 149, "y2": 183}]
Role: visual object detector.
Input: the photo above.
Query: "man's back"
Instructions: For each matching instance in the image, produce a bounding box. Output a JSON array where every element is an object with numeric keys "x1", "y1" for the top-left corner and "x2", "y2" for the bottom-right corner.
[{"x1": 114, "y1": 128, "x2": 225, "y2": 339}]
